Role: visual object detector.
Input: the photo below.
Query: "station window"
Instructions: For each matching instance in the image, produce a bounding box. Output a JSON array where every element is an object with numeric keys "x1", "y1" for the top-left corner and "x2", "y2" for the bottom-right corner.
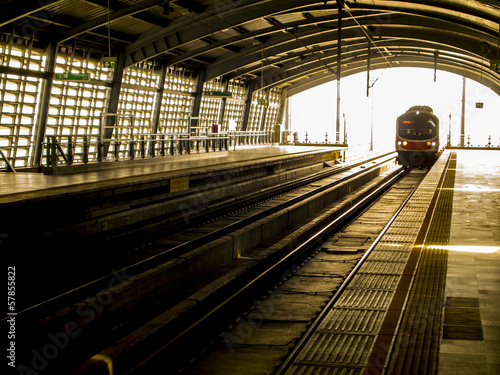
[
  {"x1": 158, "y1": 67, "x2": 196, "y2": 137},
  {"x1": 0, "y1": 34, "x2": 279, "y2": 170},
  {"x1": 247, "y1": 90, "x2": 266, "y2": 131},
  {"x1": 222, "y1": 78, "x2": 247, "y2": 132},
  {"x1": 200, "y1": 78, "x2": 224, "y2": 128},
  {"x1": 111, "y1": 62, "x2": 159, "y2": 159},
  {"x1": 246, "y1": 87, "x2": 282, "y2": 132},
  {"x1": 0, "y1": 37, "x2": 43, "y2": 168},
  {"x1": 48, "y1": 47, "x2": 113, "y2": 164},
  {"x1": 264, "y1": 87, "x2": 282, "y2": 131}
]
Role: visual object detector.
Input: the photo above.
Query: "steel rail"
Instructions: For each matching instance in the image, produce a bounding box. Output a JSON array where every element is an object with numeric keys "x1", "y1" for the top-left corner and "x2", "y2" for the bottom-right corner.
[
  {"x1": 126, "y1": 165, "x2": 407, "y2": 374},
  {"x1": 11, "y1": 152, "x2": 395, "y2": 322},
  {"x1": 274, "y1": 167, "x2": 427, "y2": 375}
]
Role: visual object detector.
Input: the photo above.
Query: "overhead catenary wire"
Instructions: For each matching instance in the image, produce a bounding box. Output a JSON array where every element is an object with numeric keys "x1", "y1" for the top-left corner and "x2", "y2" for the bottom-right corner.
[
  {"x1": 107, "y1": 0, "x2": 111, "y2": 57},
  {"x1": 343, "y1": 3, "x2": 392, "y2": 68}
]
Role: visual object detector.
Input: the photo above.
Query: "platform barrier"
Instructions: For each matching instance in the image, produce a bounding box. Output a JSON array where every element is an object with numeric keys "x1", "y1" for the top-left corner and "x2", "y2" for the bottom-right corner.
[{"x1": 42, "y1": 130, "x2": 273, "y2": 168}]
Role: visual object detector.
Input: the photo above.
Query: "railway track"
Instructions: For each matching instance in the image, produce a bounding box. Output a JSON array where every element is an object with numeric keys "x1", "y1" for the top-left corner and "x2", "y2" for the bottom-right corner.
[
  {"x1": 129, "y1": 168, "x2": 427, "y2": 375},
  {"x1": 16, "y1": 152, "x2": 392, "y2": 311},
  {"x1": 6, "y1": 152, "x2": 400, "y2": 374}
]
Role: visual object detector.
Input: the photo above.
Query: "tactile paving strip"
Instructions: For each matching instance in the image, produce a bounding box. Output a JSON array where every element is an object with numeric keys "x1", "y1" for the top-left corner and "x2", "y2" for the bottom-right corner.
[
  {"x1": 284, "y1": 151, "x2": 453, "y2": 375},
  {"x1": 386, "y1": 153, "x2": 456, "y2": 375}
]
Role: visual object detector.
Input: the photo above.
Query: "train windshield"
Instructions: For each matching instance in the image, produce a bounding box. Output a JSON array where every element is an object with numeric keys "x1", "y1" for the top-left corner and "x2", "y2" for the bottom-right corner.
[{"x1": 398, "y1": 114, "x2": 437, "y2": 140}]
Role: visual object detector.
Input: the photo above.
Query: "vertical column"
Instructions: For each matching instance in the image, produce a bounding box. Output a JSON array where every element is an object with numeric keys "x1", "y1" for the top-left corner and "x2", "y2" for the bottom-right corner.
[
  {"x1": 191, "y1": 69, "x2": 206, "y2": 130},
  {"x1": 277, "y1": 88, "x2": 288, "y2": 128},
  {"x1": 434, "y1": 51, "x2": 439, "y2": 82},
  {"x1": 366, "y1": 40, "x2": 371, "y2": 97},
  {"x1": 102, "y1": 54, "x2": 126, "y2": 157},
  {"x1": 217, "y1": 79, "x2": 229, "y2": 127},
  {"x1": 33, "y1": 40, "x2": 57, "y2": 166},
  {"x1": 259, "y1": 89, "x2": 270, "y2": 131},
  {"x1": 150, "y1": 64, "x2": 167, "y2": 156},
  {"x1": 336, "y1": 0, "x2": 343, "y2": 143},
  {"x1": 460, "y1": 76, "x2": 466, "y2": 147},
  {"x1": 241, "y1": 80, "x2": 255, "y2": 132}
]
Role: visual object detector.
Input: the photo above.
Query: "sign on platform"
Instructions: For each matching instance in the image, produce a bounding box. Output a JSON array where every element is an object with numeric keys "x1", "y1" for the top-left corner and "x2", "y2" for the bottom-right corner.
[
  {"x1": 55, "y1": 72, "x2": 90, "y2": 81},
  {"x1": 103, "y1": 61, "x2": 116, "y2": 68},
  {"x1": 476, "y1": 102, "x2": 484, "y2": 109},
  {"x1": 170, "y1": 176, "x2": 189, "y2": 192},
  {"x1": 204, "y1": 90, "x2": 232, "y2": 98},
  {"x1": 102, "y1": 57, "x2": 117, "y2": 68},
  {"x1": 490, "y1": 59, "x2": 500, "y2": 71}
]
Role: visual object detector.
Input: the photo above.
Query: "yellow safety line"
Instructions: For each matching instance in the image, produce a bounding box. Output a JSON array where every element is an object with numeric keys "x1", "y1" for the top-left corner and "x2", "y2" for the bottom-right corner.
[{"x1": 92, "y1": 354, "x2": 113, "y2": 375}]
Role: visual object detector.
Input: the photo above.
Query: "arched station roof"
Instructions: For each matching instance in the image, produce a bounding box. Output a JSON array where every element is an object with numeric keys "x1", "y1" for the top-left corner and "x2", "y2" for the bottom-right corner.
[{"x1": 1, "y1": 0, "x2": 500, "y2": 96}]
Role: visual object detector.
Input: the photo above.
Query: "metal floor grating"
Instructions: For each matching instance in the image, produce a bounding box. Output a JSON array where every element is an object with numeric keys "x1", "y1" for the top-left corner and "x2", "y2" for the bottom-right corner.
[{"x1": 284, "y1": 151, "x2": 454, "y2": 375}]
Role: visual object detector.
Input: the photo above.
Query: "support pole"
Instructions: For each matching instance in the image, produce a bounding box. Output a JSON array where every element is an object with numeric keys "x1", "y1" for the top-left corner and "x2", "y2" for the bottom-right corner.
[
  {"x1": 241, "y1": 80, "x2": 255, "y2": 131},
  {"x1": 370, "y1": 88, "x2": 374, "y2": 151},
  {"x1": 33, "y1": 40, "x2": 57, "y2": 167},
  {"x1": 191, "y1": 69, "x2": 206, "y2": 130},
  {"x1": 217, "y1": 79, "x2": 229, "y2": 128},
  {"x1": 277, "y1": 88, "x2": 288, "y2": 128},
  {"x1": 434, "y1": 51, "x2": 439, "y2": 82},
  {"x1": 150, "y1": 64, "x2": 167, "y2": 156},
  {"x1": 259, "y1": 89, "x2": 270, "y2": 131},
  {"x1": 366, "y1": 40, "x2": 371, "y2": 97},
  {"x1": 460, "y1": 76, "x2": 466, "y2": 147},
  {"x1": 284, "y1": 97, "x2": 290, "y2": 134},
  {"x1": 448, "y1": 114, "x2": 452, "y2": 147},
  {"x1": 336, "y1": 0, "x2": 343, "y2": 143},
  {"x1": 102, "y1": 53, "x2": 126, "y2": 157}
]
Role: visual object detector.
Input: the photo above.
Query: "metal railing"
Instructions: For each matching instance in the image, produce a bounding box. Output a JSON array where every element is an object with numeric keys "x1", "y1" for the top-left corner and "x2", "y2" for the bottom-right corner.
[{"x1": 43, "y1": 130, "x2": 273, "y2": 168}]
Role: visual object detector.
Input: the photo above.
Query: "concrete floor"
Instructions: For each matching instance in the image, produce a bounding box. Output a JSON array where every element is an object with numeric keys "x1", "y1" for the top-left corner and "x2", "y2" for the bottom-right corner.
[{"x1": 439, "y1": 150, "x2": 500, "y2": 375}]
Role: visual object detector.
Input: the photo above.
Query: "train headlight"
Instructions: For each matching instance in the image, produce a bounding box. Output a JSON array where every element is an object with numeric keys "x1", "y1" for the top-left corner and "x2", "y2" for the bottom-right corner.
[
  {"x1": 403, "y1": 141, "x2": 408, "y2": 146},
  {"x1": 397, "y1": 141, "x2": 402, "y2": 145},
  {"x1": 432, "y1": 142, "x2": 436, "y2": 146},
  {"x1": 427, "y1": 141, "x2": 431, "y2": 146}
]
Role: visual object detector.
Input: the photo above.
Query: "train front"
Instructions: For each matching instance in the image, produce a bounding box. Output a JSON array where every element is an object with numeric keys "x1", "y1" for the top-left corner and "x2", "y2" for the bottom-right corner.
[{"x1": 396, "y1": 106, "x2": 439, "y2": 168}]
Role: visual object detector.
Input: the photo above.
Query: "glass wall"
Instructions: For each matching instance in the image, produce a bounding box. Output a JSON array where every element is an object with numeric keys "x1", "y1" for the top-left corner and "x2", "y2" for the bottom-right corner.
[
  {"x1": 0, "y1": 35, "x2": 282, "y2": 170},
  {"x1": 49, "y1": 46, "x2": 113, "y2": 164},
  {"x1": 0, "y1": 37, "x2": 44, "y2": 167},
  {"x1": 158, "y1": 66, "x2": 196, "y2": 135},
  {"x1": 223, "y1": 78, "x2": 247, "y2": 132}
]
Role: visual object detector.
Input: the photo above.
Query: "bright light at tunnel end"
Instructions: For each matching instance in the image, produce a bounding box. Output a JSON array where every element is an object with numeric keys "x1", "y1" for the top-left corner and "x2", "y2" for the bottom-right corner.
[{"x1": 426, "y1": 245, "x2": 500, "y2": 254}]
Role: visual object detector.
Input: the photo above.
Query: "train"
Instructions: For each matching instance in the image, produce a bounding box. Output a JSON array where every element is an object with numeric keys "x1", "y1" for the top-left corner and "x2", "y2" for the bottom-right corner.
[{"x1": 396, "y1": 105, "x2": 439, "y2": 168}]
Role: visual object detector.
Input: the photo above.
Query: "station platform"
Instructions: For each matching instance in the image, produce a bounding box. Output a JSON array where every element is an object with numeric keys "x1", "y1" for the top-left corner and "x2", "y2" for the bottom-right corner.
[
  {"x1": 282, "y1": 149, "x2": 500, "y2": 375},
  {"x1": 439, "y1": 150, "x2": 500, "y2": 375},
  {"x1": 0, "y1": 145, "x2": 346, "y2": 267},
  {"x1": 0, "y1": 145, "x2": 343, "y2": 202}
]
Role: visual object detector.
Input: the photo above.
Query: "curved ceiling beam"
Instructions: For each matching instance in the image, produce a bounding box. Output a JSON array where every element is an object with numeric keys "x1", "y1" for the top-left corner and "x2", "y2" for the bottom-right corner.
[
  {"x1": 204, "y1": 13, "x2": 497, "y2": 83},
  {"x1": 124, "y1": 0, "x2": 326, "y2": 66},
  {"x1": 123, "y1": 0, "x2": 498, "y2": 69},
  {"x1": 2, "y1": 0, "x2": 497, "y2": 98},
  {"x1": 233, "y1": 38, "x2": 481, "y2": 85},
  {"x1": 60, "y1": 0, "x2": 158, "y2": 43},
  {"x1": 285, "y1": 55, "x2": 500, "y2": 98},
  {"x1": 0, "y1": 0, "x2": 65, "y2": 28},
  {"x1": 259, "y1": 38, "x2": 491, "y2": 91}
]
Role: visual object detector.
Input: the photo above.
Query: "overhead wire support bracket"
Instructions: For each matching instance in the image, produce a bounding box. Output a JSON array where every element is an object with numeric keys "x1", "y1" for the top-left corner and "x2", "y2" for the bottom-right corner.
[{"x1": 343, "y1": 3, "x2": 392, "y2": 69}]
